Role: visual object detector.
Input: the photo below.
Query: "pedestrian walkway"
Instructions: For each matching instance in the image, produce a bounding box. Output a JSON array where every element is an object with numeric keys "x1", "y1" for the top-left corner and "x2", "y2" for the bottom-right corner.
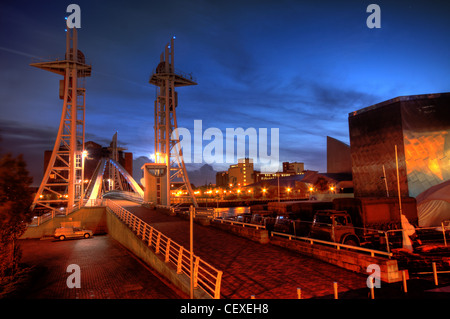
[
  {"x1": 123, "y1": 203, "x2": 370, "y2": 299},
  {"x1": 18, "y1": 235, "x2": 184, "y2": 299}
]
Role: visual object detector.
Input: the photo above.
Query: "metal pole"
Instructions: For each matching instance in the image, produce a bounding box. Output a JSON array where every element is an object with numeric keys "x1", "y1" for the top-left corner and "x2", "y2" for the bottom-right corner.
[
  {"x1": 277, "y1": 175, "x2": 280, "y2": 203},
  {"x1": 369, "y1": 278, "x2": 375, "y2": 299},
  {"x1": 297, "y1": 287, "x2": 302, "y2": 299},
  {"x1": 382, "y1": 164, "x2": 389, "y2": 197},
  {"x1": 394, "y1": 145, "x2": 403, "y2": 218},
  {"x1": 432, "y1": 262, "x2": 438, "y2": 286},
  {"x1": 402, "y1": 270, "x2": 408, "y2": 293},
  {"x1": 333, "y1": 282, "x2": 338, "y2": 299},
  {"x1": 441, "y1": 221, "x2": 447, "y2": 246},
  {"x1": 190, "y1": 205, "x2": 194, "y2": 298}
]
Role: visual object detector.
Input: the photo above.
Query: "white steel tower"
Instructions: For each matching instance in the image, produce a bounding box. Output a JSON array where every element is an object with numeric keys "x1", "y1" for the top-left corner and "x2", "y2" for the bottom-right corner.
[
  {"x1": 149, "y1": 37, "x2": 198, "y2": 208},
  {"x1": 31, "y1": 27, "x2": 91, "y2": 214}
]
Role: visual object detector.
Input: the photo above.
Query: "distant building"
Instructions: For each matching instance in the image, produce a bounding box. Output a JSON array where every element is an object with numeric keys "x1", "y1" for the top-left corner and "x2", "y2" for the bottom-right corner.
[
  {"x1": 326, "y1": 136, "x2": 352, "y2": 174},
  {"x1": 44, "y1": 140, "x2": 133, "y2": 183},
  {"x1": 228, "y1": 158, "x2": 255, "y2": 186},
  {"x1": 282, "y1": 161, "x2": 304, "y2": 174},
  {"x1": 349, "y1": 92, "x2": 450, "y2": 198},
  {"x1": 215, "y1": 171, "x2": 229, "y2": 188},
  {"x1": 254, "y1": 171, "x2": 292, "y2": 183}
]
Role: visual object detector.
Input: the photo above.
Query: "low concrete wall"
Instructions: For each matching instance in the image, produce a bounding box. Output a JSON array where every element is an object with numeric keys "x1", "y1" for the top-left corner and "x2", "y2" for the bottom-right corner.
[
  {"x1": 211, "y1": 220, "x2": 269, "y2": 244},
  {"x1": 270, "y1": 236, "x2": 404, "y2": 283},
  {"x1": 105, "y1": 208, "x2": 211, "y2": 299},
  {"x1": 20, "y1": 207, "x2": 107, "y2": 239}
]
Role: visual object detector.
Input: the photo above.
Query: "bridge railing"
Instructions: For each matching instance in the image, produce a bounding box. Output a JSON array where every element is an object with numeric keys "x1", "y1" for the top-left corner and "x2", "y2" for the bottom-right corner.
[{"x1": 105, "y1": 199, "x2": 223, "y2": 299}]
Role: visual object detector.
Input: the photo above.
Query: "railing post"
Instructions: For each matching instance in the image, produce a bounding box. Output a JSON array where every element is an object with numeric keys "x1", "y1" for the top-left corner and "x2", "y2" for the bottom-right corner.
[
  {"x1": 141, "y1": 223, "x2": 147, "y2": 240},
  {"x1": 402, "y1": 270, "x2": 408, "y2": 293},
  {"x1": 385, "y1": 231, "x2": 391, "y2": 254},
  {"x1": 177, "y1": 247, "x2": 183, "y2": 274},
  {"x1": 165, "y1": 239, "x2": 171, "y2": 262},
  {"x1": 148, "y1": 227, "x2": 153, "y2": 247},
  {"x1": 193, "y1": 256, "x2": 200, "y2": 288},
  {"x1": 214, "y1": 271, "x2": 223, "y2": 299},
  {"x1": 333, "y1": 282, "x2": 338, "y2": 299},
  {"x1": 156, "y1": 232, "x2": 161, "y2": 254},
  {"x1": 432, "y1": 262, "x2": 439, "y2": 286}
]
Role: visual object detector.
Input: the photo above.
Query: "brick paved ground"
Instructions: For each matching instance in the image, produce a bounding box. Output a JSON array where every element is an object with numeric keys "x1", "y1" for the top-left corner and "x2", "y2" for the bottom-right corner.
[
  {"x1": 17, "y1": 234, "x2": 185, "y2": 299},
  {"x1": 122, "y1": 202, "x2": 372, "y2": 299}
]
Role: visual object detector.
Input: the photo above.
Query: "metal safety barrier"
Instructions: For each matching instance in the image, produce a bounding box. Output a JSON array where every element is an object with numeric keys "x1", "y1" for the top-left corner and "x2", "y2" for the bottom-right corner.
[
  {"x1": 105, "y1": 199, "x2": 223, "y2": 299},
  {"x1": 213, "y1": 218, "x2": 266, "y2": 230},
  {"x1": 271, "y1": 231, "x2": 392, "y2": 258}
]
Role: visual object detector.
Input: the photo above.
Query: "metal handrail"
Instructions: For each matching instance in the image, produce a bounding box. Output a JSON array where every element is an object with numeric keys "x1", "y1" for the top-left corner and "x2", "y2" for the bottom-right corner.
[
  {"x1": 213, "y1": 218, "x2": 266, "y2": 230},
  {"x1": 105, "y1": 199, "x2": 223, "y2": 299},
  {"x1": 271, "y1": 231, "x2": 392, "y2": 258}
]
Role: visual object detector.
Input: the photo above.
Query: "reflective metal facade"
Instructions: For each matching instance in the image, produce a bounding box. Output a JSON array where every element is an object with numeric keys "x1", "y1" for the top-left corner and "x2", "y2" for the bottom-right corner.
[{"x1": 349, "y1": 93, "x2": 450, "y2": 198}]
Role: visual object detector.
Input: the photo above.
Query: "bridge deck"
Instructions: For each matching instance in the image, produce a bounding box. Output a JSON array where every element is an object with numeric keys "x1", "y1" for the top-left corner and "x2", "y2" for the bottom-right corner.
[{"x1": 117, "y1": 201, "x2": 369, "y2": 299}]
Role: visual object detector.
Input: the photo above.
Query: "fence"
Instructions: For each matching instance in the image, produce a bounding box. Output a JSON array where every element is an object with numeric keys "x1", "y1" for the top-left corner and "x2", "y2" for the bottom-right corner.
[
  {"x1": 213, "y1": 218, "x2": 266, "y2": 230},
  {"x1": 386, "y1": 222, "x2": 449, "y2": 249},
  {"x1": 259, "y1": 217, "x2": 449, "y2": 254},
  {"x1": 271, "y1": 231, "x2": 392, "y2": 258},
  {"x1": 105, "y1": 199, "x2": 223, "y2": 299}
]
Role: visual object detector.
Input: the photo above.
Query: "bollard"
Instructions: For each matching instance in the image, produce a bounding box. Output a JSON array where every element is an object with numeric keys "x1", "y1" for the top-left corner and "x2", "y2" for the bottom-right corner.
[
  {"x1": 402, "y1": 270, "x2": 408, "y2": 293},
  {"x1": 369, "y1": 278, "x2": 375, "y2": 299},
  {"x1": 297, "y1": 288, "x2": 302, "y2": 299},
  {"x1": 432, "y1": 262, "x2": 439, "y2": 286},
  {"x1": 251, "y1": 295, "x2": 255, "y2": 299},
  {"x1": 333, "y1": 282, "x2": 338, "y2": 299}
]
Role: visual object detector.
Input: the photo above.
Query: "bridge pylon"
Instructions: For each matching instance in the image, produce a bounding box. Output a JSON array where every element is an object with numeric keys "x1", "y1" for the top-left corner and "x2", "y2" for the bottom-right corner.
[
  {"x1": 30, "y1": 27, "x2": 92, "y2": 214},
  {"x1": 149, "y1": 37, "x2": 198, "y2": 208}
]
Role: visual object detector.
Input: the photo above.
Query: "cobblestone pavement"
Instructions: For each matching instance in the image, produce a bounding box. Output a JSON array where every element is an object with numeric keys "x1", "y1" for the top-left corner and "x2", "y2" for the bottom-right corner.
[
  {"x1": 122, "y1": 202, "x2": 371, "y2": 299},
  {"x1": 18, "y1": 234, "x2": 185, "y2": 299}
]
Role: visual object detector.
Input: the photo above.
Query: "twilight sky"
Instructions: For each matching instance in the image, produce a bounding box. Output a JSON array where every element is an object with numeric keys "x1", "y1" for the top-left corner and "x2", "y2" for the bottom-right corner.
[{"x1": 0, "y1": 0, "x2": 449, "y2": 186}]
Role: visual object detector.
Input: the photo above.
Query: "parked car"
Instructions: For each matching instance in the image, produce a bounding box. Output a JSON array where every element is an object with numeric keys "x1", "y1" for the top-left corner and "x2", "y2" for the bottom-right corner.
[{"x1": 54, "y1": 227, "x2": 93, "y2": 241}]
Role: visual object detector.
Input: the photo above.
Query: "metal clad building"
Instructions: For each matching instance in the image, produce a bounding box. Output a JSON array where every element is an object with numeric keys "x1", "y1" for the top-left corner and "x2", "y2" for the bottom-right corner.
[{"x1": 349, "y1": 93, "x2": 450, "y2": 198}]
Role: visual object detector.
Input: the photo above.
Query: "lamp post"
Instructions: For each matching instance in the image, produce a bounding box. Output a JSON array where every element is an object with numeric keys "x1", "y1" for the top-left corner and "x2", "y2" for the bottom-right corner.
[
  {"x1": 277, "y1": 174, "x2": 280, "y2": 202},
  {"x1": 189, "y1": 205, "x2": 194, "y2": 298}
]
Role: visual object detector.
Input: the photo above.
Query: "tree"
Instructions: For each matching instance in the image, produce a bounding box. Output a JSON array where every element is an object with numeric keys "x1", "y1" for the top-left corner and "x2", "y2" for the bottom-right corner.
[{"x1": 0, "y1": 153, "x2": 33, "y2": 278}]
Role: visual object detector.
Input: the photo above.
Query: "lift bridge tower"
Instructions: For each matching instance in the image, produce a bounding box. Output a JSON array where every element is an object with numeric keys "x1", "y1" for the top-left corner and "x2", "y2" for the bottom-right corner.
[
  {"x1": 148, "y1": 37, "x2": 198, "y2": 208},
  {"x1": 31, "y1": 27, "x2": 91, "y2": 214}
]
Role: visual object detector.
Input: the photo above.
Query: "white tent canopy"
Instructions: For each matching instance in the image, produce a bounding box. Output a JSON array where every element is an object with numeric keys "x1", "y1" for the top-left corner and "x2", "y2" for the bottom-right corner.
[{"x1": 416, "y1": 179, "x2": 450, "y2": 227}]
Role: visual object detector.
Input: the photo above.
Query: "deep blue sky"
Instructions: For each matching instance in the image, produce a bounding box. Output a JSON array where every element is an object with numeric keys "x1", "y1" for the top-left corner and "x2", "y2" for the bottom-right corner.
[{"x1": 1, "y1": 0, "x2": 449, "y2": 186}]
